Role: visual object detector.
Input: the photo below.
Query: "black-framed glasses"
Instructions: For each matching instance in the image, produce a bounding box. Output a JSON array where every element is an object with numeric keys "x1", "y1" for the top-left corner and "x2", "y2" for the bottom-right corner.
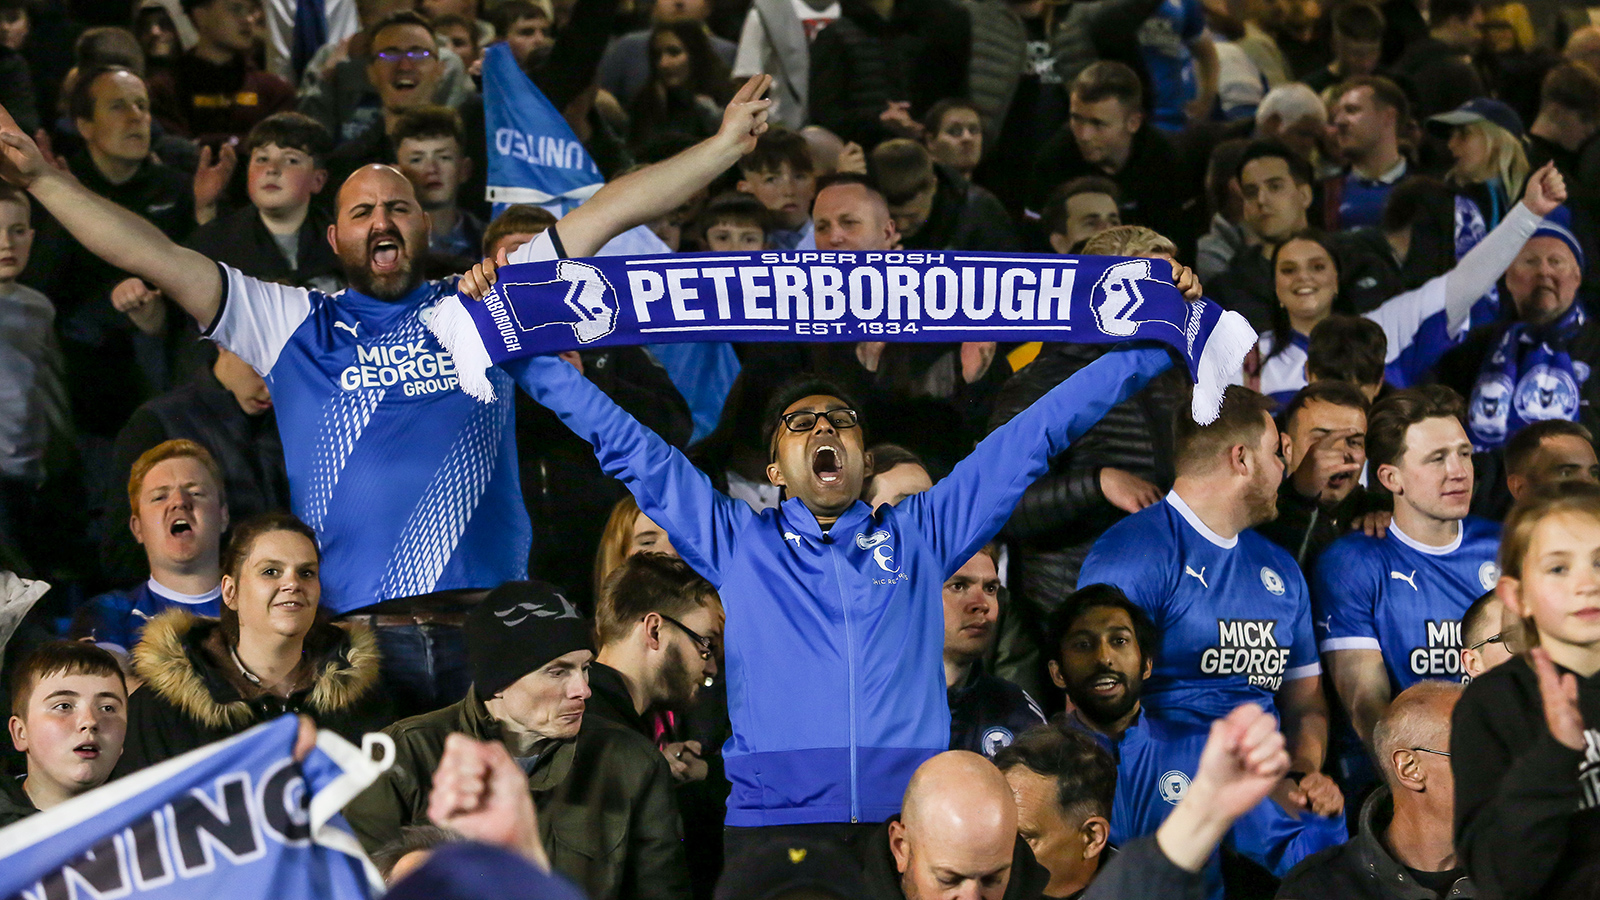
[
  {"x1": 374, "y1": 47, "x2": 435, "y2": 62},
  {"x1": 779, "y1": 408, "x2": 859, "y2": 433},
  {"x1": 1466, "y1": 633, "x2": 1504, "y2": 652},
  {"x1": 1409, "y1": 747, "x2": 1451, "y2": 758},
  {"x1": 659, "y1": 613, "x2": 714, "y2": 661}
]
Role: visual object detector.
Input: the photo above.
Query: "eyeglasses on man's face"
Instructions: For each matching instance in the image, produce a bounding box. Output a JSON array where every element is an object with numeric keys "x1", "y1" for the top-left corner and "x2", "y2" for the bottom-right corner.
[
  {"x1": 1465, "y1": 632, "x2": 1504, "y2": 652},
  {"x1": 374, "y1": 47, "x2": 435, "y2": 63},
  {"x1": 658, "y1": 613, "x2": 714, "y2": 661},
  {"x1": 779, "y1": 408, "x2": 859, "y2": 434}
]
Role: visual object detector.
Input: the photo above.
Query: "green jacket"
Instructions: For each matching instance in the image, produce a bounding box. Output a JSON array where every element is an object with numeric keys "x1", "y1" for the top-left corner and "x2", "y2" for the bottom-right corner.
[{"x1": 343, "y1": 686, "x2": 691, "y2": 900}]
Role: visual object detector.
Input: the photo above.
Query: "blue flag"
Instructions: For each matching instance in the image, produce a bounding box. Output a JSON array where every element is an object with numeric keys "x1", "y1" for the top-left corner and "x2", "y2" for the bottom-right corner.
[
  {"x1": 479, "y1": 40, "x2": 740, "y2": 432},
  {"x1": 482, "y1": 42, "x2": 603, "y2": 216},
  {"x1": 0, "y1": 715, "x2": 392, "y2": 900}
]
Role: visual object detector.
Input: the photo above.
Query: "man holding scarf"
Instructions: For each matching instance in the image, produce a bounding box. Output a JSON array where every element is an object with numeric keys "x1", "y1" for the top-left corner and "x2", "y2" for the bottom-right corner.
[
  {"x1": 453, "y1": 238, "x2": 1223, "y2": 854},
  {"x1": 0, "y1": 79, "x2": 777, "y2": 717},
  {"x1": 1435, "y1": 208, "x2": 1595, "y2": 451}
]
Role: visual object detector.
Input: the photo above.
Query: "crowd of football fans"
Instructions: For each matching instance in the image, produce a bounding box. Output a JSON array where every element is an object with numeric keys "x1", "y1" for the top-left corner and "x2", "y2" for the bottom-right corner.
[{"x1": 1, "y1": 0, "x2": 1599, "y2": 897}]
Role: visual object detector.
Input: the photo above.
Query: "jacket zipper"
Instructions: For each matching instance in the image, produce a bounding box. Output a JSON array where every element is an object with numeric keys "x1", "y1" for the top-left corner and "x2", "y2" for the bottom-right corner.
[{"x1": 827, "y1": 538, "x2": 860, "y2": 822}]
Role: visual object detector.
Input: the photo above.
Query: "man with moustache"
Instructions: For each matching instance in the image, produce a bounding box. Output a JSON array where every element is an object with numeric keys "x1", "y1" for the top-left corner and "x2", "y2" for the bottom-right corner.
[
  {"x1": 0, "y1": 81, "x2": 776, "y2": 717},
  {"x1": 1047, "y1": 585, "x2": 1345, "y2": 899},
  {"x1": 1258, "y1": 381, "x2": 1380, "y2": 569}
]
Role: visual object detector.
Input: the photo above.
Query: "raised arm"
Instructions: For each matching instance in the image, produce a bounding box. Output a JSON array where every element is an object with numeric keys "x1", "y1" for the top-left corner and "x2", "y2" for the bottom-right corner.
[
  {"x1": 906, "y1": 345, "x2": 1175, "y2": 575},
  {"x1": 551, "y1": 76, "x2": 773, "y2": 258},
  {"x1": 506, "y1": 354, "x2": 753, "y2": 585},
  {"x1": 0, "y1": 104, "x2": 222, "y2": 327},
  {"x1": 1366, "y1": 163, "x2": 1562, "y2": 363}
]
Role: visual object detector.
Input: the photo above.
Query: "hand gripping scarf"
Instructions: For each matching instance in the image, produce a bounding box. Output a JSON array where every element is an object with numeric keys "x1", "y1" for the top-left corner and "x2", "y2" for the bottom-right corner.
[{"x1": 428, "y1": 250, "x2": 1256, "y2": 424}]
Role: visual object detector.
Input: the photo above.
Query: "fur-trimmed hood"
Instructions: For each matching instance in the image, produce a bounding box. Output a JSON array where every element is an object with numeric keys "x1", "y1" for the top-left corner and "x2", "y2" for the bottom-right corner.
[{"x1": 132, "y1": 609, "x2": 381, "y2": 732}]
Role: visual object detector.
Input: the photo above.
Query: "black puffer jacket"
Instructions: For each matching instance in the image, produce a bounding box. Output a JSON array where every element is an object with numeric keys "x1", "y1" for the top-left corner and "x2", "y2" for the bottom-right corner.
[
  {"x1": 114, "y1": 610, "x2": 391, "y2": 775},
  {"x1": 987, "y1": 344, "x2": 1187, "y2": 617},
  {"x1": 807, "y1": 0, "x2": 972, "y2": 148}
]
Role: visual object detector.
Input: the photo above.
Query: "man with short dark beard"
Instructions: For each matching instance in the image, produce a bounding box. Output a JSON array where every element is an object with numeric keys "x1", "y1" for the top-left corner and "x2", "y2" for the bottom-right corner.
[
  {"x1": 1048, "y1": 584, "x2": 1346, "y2": 900},
  {"x1": 1079, "y1": 387, "x2": 1334, "y2": 817},
  {"x1": 590, "y1": 552, "x2": 724, "y2": 783},
  {"x1": 0, "y1": 80, "x2": 776, "y2": 718}
]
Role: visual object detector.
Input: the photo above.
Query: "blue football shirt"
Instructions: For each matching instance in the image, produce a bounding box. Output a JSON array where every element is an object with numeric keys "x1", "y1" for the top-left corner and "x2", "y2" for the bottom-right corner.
[
  {"x1": 1092, "y1": 712, "x2": 1346, "y2": 900},
  {"x1": 1079, "y1": 492, "x2": 1321, "y2": 724},
  {"x1": 205, "y1": 233, "x2": 559, "y2": 612},
  {"x1": 1314, "y1": 517, "x2": 1502, "y2": 690},
  {"x1": 81, "y1": 578, "x2": 223, "y2": 654}
]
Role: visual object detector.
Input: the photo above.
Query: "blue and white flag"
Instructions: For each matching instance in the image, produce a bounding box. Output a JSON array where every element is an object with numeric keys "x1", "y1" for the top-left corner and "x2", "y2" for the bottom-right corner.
[
  {"x1": 0, "y1": 715, "x2": 393, "y2": 900},
  {"x1": 428, "y1": 249, "x2": 1257, "y2": 424},
  {"x1": 480, "y1": 40, "x2": 741, "y2": 434},
  {"x1": 483, "y1": 42, "x2": 603, "y2": 216}
]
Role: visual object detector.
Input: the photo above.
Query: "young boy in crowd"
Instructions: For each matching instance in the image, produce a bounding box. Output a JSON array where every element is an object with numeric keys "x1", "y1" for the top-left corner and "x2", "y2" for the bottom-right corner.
[
  {"x1": 433, "y1": 13, "x2": 482, "y2": 72},
  {"x1": 182, "y1": 111, "x2": 342, "y2": 292},
  {"x1": 1306, "y1": 315, "x2": 1388, "y2": 402},
  {"x1": 3, "y1": 642, "x2": 128, "y2": 826},
  {"x1": 492, "y1": 1, "x2": 555, "y2": 70},
  {"x1": 697, "y1": 192, "x2": 769, "y2": 252},
  {"x1": 393, "y1": 105, "x2": 483, "y2": 262},
  {"x1": 481, "y1": 203, "x2": 558, "y2": 262},
  {"x1": 0, "y1": 184, "x2": 61, "y2": 514},
  {"x1": 736, "y1": 127, "x2": 814, "y2": 249}
]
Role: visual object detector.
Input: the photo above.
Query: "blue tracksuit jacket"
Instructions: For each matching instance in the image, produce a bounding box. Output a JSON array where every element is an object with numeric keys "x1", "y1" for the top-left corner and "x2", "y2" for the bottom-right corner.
[{"x1": 512, "y1": 346, "x2": 1174, "y2": 825}]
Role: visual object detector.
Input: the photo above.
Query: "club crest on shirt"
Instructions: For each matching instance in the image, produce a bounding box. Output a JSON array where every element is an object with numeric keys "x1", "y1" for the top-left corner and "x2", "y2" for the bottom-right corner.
[
  {"x1": 982, "y1": 727, "x2": 1015, "y2": 758},
  {"x1": 1478, "y1": 562, "x2": 1500, "y2": 591},
  {"x1": 1158, "y1": 770, "x2": 1190, "y2": 805},
  {"x1": 1259, "y1": 567, "x2": 1285, "y2": 596}
]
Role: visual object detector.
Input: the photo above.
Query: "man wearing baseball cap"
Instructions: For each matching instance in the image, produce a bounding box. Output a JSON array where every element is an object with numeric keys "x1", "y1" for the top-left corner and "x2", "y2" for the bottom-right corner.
[
  {"x1": 1436, "y1": 204, "x2": 1598, "y2": 451},
  {"x1": 345, "y1": 580, "x2": 693, "y2": 900}
]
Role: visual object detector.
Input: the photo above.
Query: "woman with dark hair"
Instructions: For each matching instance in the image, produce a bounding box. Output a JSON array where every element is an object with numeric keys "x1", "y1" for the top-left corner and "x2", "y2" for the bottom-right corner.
[
  {"x1": 1246, "y1": 163, "x2": 1565, "y2": 403},
  {"x1": 115, "y1": 513, "x2": 389, "y2": 773},
  {"x1": 627, "y1": 21, "x2": 731, "y2": 148}
]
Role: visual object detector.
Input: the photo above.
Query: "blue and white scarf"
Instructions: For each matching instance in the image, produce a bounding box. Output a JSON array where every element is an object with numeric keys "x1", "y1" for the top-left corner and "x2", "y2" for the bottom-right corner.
[
  {"x1": 428, "y1": 250, "x2": 1256, "y2": 424},
  {"x1": 1468, "y1": 302, "x2": 1590, "y2": 450},
  {"x1": 0, "y1": 715, "x2": 393, "y2": 900}
]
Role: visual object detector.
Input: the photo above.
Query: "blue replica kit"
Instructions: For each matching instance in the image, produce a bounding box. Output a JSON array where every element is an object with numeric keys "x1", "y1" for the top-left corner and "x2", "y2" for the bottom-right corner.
[
  {"x1": 204, "y1": 235, "x2": 560, "y2": 612},
  {"x1": 1080, "y1": 493, "x2": 1321, "y2": 724},
  {"x1": 512, "y1": 342, "x2": 1175, "y2": 825},
  {"x1": 80, "y1": 579, "x2": 222, "y2": 654},
  {"x1": 1314, "y1": 517, "x2": 1502, "y2": 689},
  {"x1": 1078, "y1": 712, "x2": 1345, "y2": 900}
]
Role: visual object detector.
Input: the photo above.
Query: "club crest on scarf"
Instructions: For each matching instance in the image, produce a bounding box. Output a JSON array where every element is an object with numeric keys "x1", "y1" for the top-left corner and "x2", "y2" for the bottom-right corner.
[{"x1": 1468, "y1": 304, "x2": 1589, "y2": 450}]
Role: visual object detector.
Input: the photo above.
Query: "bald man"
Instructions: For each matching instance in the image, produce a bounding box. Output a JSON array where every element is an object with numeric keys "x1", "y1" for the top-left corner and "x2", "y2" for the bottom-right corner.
[
  {"x1": 861, "y1": 751, "x2": 1050, "y2": 900},
  {"x1": 0, "y1": 81, "x2": 776, "y2": 713},
  {"x1": 1278, "y1": 682, "x2": 1474, "y2": 898},
  {"x1": 811, "y1": 173, "x2": 898, "y2": 252}
]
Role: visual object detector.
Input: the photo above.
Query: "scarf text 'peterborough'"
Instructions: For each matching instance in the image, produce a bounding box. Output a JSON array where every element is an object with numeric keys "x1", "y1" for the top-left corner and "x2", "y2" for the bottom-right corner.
[{"x1": 428, "y1": 250, "x2": 1256, "y2": 423}]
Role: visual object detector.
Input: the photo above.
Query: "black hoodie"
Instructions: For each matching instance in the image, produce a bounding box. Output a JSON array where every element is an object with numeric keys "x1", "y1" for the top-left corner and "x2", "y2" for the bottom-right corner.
[{"x1": 1451, "y1": 653, "x2": 1600, "y2": 899}]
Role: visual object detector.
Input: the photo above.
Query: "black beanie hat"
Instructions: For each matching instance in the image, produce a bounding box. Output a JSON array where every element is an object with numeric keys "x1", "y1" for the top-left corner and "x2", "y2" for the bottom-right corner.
[{"x1": 466, "y1": 581, "x2": 593, "y2": 699}]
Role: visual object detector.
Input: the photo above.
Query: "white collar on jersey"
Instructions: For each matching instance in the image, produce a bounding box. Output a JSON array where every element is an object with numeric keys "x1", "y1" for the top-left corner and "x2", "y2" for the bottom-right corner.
[
  {"x1": 147, "y1": 576, "x2": 223, "y2": 605},
  {"x1": 1388, "y1": 519, "x2": 1463, "y2": 556},
  {"x1": 1166, "y1": 490, "x2": 1239, "y2": 550}
]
